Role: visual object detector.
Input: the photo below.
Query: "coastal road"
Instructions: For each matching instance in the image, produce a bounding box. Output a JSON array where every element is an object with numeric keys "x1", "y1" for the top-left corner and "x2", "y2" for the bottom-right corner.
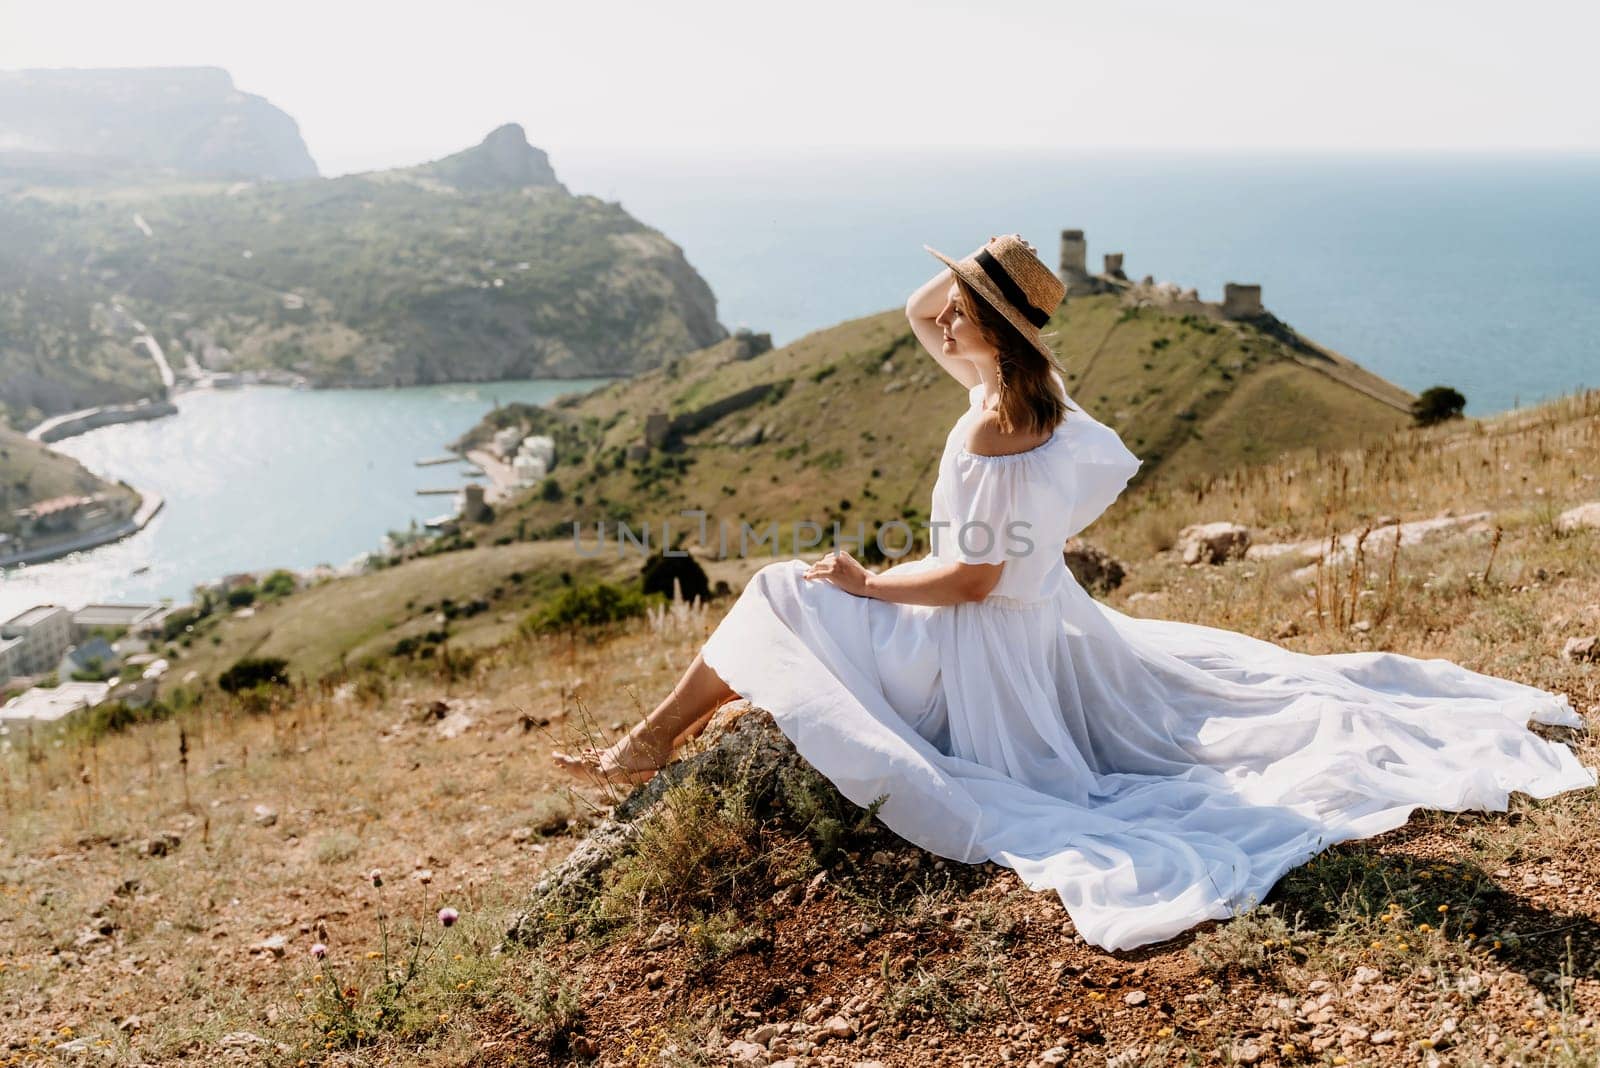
[{"x1": 136, "y1": 335, "x2": 176, "y2": 390}]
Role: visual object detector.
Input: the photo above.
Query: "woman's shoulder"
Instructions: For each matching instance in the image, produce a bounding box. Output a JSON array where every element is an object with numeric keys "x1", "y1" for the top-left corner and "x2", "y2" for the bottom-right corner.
[{"x1": 963, "y1": 409, "x2": 1057, "y2": 460}]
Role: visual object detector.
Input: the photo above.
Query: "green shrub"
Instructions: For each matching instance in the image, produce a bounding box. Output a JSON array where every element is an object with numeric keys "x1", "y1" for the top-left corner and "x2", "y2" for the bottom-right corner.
[
  {"x1": 522, "y1": 581, "x2": 652, "y2": 635},
  {"x1": 218, "y1": 655, "x2": 291, "y2": 693},
  {"x1": 1412, "y1": 385, "x2": 1467, "y2": 426}
]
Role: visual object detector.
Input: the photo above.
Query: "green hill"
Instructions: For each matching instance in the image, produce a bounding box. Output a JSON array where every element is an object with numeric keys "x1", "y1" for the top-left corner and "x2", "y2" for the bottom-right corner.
[
  {"x1": 0, "y1": 124, "x2": 726, "y2": 427},
  {"x1": 468, "y1": 293, "x2": 1416, "y2": 555}
]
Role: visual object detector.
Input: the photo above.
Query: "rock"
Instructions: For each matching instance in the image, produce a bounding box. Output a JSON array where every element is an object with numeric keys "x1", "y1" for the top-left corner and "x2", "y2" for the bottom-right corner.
[
  {"x1": 1352, "y1": 966, "x2": 1381, "y2": 985},
  {"x1": 249, "y1": 934, "x2": 288, "y2": 958},
  {"x1": 817, "y1": 1015, "x2": 855, "y2": 1040},
  {"x1": 435, "y1": 711, "x2": 474, "y2": 739},
  {"x1": 1063, "y1": 538, "x2": 1127, "y2": 594},
  {"x1": 727, "y1": 1039, "x2": 767, "y2": 1062},
  {"x1": 252, "y1": 804, "x2": 278, "y2": 827},
  {"x1": 749, "y1": 1023, "x2": 785, "y2": 1045},
  {"x1": 218, "y1": 1031, "x2": 272, "y2": 1049},
  {"x1": 731, "y1": 423, "x2": 766, "y2": 448},
  {"x1": 143, "y1": 831, "x2": 181, "y2": 857},
  {"x1": 1563, "y1": 636, "x2": 1600, "y2": 663},
  {"x1": 1370, "y1": 1030, "x2": 1397, "y2": 1045},
  {"x1": 1124, "y1": 990, "x2": 1147, "y2": 1006},
  {"x1": 1556, "y1": 502, "x2": 1600, "y2": 533},
  {"x1": 646, "y1": 969, "x2": 665, "y2": 989},
  {"x1": 1178, "y1": 522, "x2": 1251, "y2": 564},
  {"x1": 1040, "y1": 1049, "x2": 1068, "y2": 1066},
  {"x1": 644, "y1": 922, "x2": 681, "y2": 950},
  {"x1": 1231, "y1": 1043, "x2": 1263, "y2": 1065}
]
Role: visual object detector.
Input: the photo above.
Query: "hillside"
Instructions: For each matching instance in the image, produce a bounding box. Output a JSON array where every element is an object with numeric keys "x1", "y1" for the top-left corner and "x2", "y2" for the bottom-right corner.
[
  {"x1": 0, "y1": 67, "x2": 317, "y2": 181},
  {"x1": 0, "y1": 124, "x2": 727, "y2": 426},
  {"x1": 2, "y1": 390, "x2": 1597, "y2": 1064},
  {"x1": 0, "y1": 425, "x2": 136, "y2": 537},
  {"x1": 465, "y1": 292, "x2": 1415, "y2": 556}
]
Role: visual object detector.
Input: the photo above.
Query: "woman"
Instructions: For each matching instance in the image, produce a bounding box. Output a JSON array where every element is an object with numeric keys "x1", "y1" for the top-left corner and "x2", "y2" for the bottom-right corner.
[{"x1": 554, "y1": 234, "x2": 1595, "y2": 953}]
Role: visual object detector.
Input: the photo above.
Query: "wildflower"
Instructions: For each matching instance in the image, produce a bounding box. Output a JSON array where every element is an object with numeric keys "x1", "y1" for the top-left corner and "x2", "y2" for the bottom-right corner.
[
  {"x1": 1370, "y1": 941, "x2": 1383, "y2": 950},
  {"x1": 311, "y1": 943, "x2": 328, "y2": 960},
  {"x1": 1157, "y1": 1027, "x2": 1174, "y2": 1038},
  {"x1": 1332, "y1": 1058, "x2": 1348, "y2": 1066},
  {"x1": 366, "y1": 951, "x2": 381, "y2": 960},
  {"x1": 415, "y1": 869, "x2": 434, "y2": 885},
  {"x1": 1418, "y1": 923, "x2": 1431, "y2": 932},
  {"x1": 368, "y1": 869, "x2": 383, "y2": 888},
  {"x1": 439, "y1": 907, "x2": 459, "y2": 927},
  {"x1": 1437, "y1": 904, "x2": 1449, "y2": 913}
]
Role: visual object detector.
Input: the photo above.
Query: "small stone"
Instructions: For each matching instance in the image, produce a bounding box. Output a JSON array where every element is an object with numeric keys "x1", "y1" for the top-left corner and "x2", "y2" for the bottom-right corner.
[
  {"x1": 1124, "y1": 990, "x2": 1147, "y2": 1006},
  {"x1": 645, "y1": 922, "x2": 680, "y2": 950},
  {"x1": 218, "y1": 1032, "x2": 271, "y2": 1049},
  {"x1": 727, "y1": 1039, "x2": 766, "y2": 1062},
  {"x1": 1370, "y1": 1030, "x2": 1397, "y2": 1046},
  {"x1": 249, "y1": 934, "x2": 288, "y2": 958},
  {"x1": 143, "y1": 831, "x2": 181, "y2": 856},
  {"x1": 818, "y1": 1015, "x2": 855, "y2": 1040},
  {"x1": 750, "y1": 1023, "x2": 784, "y2": 1045},
  {"x1": 1232, "y1": 1042, "x2": 1263, "y2": 1064},
  {"x1": 645, "y1": 969, "x2": 665, "y2": 989},
  {"x1": 252, "y1": 804, "x2": 278, "y2": 827}
]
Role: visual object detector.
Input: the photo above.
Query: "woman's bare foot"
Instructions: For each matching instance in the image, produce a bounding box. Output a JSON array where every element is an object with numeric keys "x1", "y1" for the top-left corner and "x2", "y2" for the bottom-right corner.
[{"x1": 551, "y1": 737, "x2": 672, "y2": 786}]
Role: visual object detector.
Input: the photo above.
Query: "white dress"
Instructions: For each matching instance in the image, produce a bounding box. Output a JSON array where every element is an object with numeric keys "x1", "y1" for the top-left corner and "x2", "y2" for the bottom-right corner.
[{"x1": 699, "y1": 375, "x2": 1596, "y2": 953}]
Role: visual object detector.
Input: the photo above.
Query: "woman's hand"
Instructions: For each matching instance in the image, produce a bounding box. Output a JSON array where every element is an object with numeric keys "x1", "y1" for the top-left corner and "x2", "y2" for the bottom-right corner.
[{"x1": 803, "y1": 549, "x2": 872, "y2": 597}]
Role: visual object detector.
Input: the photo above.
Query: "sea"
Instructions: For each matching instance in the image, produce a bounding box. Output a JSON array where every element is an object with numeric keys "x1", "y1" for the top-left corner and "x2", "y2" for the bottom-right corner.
[{"x1": 7, "y1": 150, "x2": 1597, "y2": 620}]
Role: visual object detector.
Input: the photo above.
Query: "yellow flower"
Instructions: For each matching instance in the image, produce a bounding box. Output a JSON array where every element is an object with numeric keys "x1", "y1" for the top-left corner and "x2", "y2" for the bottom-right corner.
[
  {"x1": 1397, "y1": 942, "x2": 1410, "y2": 952},
  {"x1": 1438, "y1": 904, "x2": 1450, "y2": 912},
  {"x1": 1332, "y1": 1057, "x2": 1348, "y2": 1066},
  {"x1": 1418, "y1": 923, "x2": 1431, "y2": 932},
  {"x1": 1371, "y1": 940, "x2": 1383, "y2": 950},
  {"x1": 1157, "y1": 1027, "x2": 1174, "y2": 1038}
]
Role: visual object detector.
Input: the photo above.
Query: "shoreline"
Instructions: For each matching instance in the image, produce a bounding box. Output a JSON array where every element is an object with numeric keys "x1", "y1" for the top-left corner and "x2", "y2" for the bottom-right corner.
[{"x1": 0, "y1": 491, "x2": 165, "y2": 569}]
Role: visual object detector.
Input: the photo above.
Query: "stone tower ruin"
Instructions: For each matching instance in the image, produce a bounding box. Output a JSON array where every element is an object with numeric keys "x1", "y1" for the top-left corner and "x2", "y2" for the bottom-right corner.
[{"x1": 1222, "y1": 283, "x2": 1264, "y2": 319}]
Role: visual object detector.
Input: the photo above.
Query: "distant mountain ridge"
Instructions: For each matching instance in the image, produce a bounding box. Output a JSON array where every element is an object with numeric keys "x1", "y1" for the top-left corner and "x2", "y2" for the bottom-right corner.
[{"x1": 0, "y1": 67, "x2": 318, "y2": 181}]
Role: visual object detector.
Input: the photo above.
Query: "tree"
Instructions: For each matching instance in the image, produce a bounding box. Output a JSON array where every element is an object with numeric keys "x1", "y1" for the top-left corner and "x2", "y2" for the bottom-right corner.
[{"x1": 1412, "y1": 386, "x2": 1467, "y2": 427}]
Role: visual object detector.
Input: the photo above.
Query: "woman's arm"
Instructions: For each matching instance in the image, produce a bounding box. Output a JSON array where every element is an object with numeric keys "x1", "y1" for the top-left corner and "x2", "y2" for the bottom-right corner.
[
  {"x1": 804, "y1": 550, "x2": 1002, "y2": 606},
  {"x1": 906, "y1": 266, "x2": 980, "y2": 390}
]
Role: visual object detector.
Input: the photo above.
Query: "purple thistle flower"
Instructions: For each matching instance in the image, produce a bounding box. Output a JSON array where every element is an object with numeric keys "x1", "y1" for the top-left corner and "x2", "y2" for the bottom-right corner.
[
  {"x1": 438, "y1": 907, "x2": 459, "y2": 928},
  {"x1": 368, "y1": 868, "x2": 383, "y2": 888},
  {"x1": 311, "y1": 942, "x2": 328, "y2": 960}
]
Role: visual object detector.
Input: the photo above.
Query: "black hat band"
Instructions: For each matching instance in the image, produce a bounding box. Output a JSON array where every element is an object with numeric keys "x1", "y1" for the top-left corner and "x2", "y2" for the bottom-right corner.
[{"x1": 975, "y1": 248, "x2": 1051, "y2": 329}]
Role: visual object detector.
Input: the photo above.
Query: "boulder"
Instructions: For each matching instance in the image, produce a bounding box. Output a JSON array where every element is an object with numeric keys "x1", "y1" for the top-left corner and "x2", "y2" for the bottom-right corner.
[
  {"x1": 1556, "y1": 502, "x2": 1600, "y2": 533},
  {"x1": 1564, "y1": 636, "x2": 1599, "y2": 664},
  {"x1": 1062, "y1": 538, "x2": 1127, "y2": 594},
  {"x1": 1177, "y1": 522, "x2": 1251, "y2": 565}
]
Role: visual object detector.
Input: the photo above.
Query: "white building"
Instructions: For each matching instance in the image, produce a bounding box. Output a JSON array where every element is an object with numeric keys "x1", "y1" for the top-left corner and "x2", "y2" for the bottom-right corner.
[
  {"x1": 0, "y1": 679, "x2": 113, "y2": 729},
  {"x1": 491, "y1": 426, "x2": 526, "y2": 460},
  {"x1": 511, "y1": 434, "x2": 557, "y2": 486},
  {"x1": 1, "y1": 605, "x2": 73, "y2": 676}
]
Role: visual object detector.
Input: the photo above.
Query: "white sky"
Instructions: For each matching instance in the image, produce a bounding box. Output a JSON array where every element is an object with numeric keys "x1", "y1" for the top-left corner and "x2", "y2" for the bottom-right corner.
[{"x1": 3, "y1": 0, "x2": 1597, "y2": 176}]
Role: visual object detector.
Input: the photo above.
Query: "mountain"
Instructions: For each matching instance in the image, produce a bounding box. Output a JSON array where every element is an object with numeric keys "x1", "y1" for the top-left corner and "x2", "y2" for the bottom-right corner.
[
  {"x1": 407, "y1": 123, "x2": 565, "y2": 192},
  {"x1": 0, "y1": 124, "x2": 727, "y2": 426},
  {"x1": 463, "y1": 293, "x2": 1415, "y2": 553},
  {"x1": 0, "y1": 67, "x2": 318, "y2": 181}
]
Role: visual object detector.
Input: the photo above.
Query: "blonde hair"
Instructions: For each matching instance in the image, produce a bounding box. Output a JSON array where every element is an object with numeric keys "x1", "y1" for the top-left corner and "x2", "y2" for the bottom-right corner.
[{"x1": 953, "y1": 275, "x2": 1072, "y2": 436}]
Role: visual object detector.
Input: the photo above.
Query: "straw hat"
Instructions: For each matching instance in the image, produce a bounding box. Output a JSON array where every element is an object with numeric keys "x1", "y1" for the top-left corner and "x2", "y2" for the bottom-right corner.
[{"x1": 923, "y1": 233, "x2": 1065, "y2": 361}]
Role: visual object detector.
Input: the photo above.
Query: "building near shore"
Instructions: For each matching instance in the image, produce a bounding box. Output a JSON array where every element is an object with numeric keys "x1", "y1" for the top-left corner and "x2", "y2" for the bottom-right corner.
[
  {"x1": 1, "y1": 606, "x2": 73, "y2": 677},
  {"x1": 72, "y1": 603, "x2": 168, "y2": 642},
  {"x1": 0, "y1": 680, "x2": 113, "y2": 729}
]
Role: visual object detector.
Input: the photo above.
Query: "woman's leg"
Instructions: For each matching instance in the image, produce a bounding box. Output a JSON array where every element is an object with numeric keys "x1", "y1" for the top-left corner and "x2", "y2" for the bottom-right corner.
[{"x1": 553, "y1": 649, "x2": 737, "y2": 780}]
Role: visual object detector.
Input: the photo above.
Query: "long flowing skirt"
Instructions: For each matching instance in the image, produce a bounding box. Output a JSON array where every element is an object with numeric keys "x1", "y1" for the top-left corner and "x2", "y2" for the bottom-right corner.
[{"x1": 699, "y1": 558, "x2": 1596, "y2": 952}]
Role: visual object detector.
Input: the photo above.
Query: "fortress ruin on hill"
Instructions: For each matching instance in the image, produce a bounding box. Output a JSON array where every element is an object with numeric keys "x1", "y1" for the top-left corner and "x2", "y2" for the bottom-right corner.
[{"x1": 1057, "y1": 228, "x2": 1264, "y2": 319}]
